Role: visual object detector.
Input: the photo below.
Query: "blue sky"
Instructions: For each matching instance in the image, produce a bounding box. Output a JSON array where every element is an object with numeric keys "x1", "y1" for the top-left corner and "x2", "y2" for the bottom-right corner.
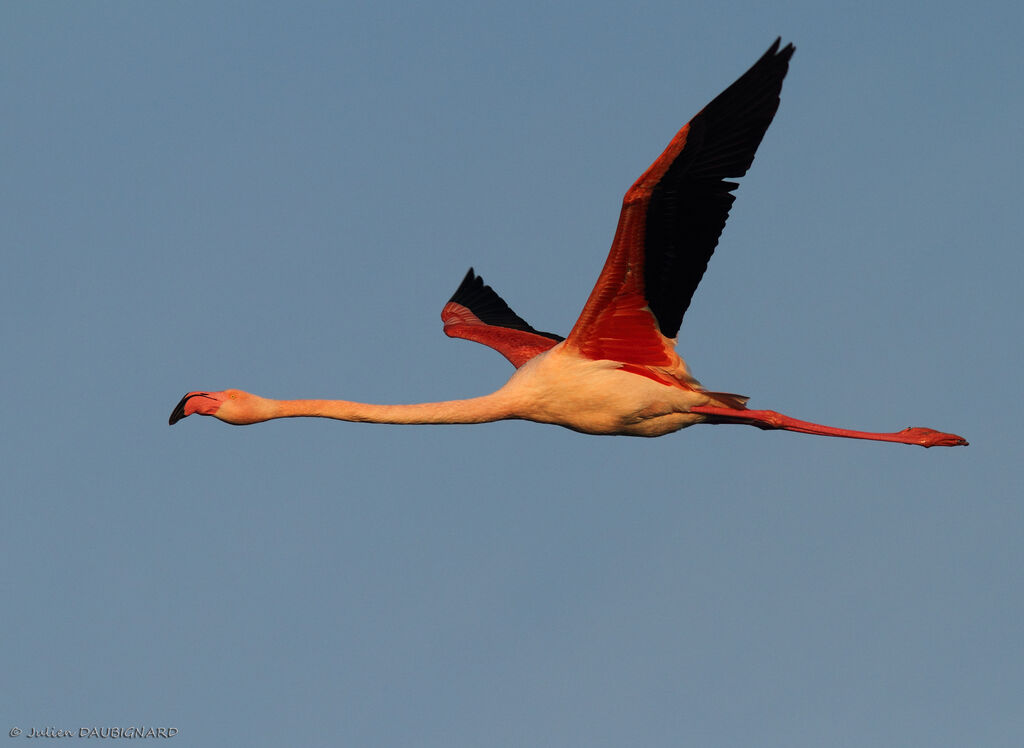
[{"x1": 3, "y1": 2, "x2": 1021, "y2": 746}]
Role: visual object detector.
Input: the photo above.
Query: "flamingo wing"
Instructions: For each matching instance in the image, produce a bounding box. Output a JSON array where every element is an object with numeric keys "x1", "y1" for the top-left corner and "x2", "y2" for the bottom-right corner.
[
  {"x1": 441, "y1": 268, "x2": 563, "y2": 368},
  {"x1": 565, "y1": 38, "x2": 795, "y2": 368}
]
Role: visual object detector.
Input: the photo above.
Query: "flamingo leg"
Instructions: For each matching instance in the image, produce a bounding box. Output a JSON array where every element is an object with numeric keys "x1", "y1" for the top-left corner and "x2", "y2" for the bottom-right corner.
[{"x1": 690, "y1": 405, "x2": 968, "y2": 448}]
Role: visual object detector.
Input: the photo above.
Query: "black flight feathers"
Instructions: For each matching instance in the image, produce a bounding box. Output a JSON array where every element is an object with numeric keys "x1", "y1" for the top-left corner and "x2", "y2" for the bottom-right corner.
[
  {"x1": 447, "y1": 40, "x2": 794, "y2": 344},
  {"x1": 643, "y1": 38, "x2": 794, "y2": 339},
  {"x1": 447, "y1": 268, "x2": 564, "y2": 342}
]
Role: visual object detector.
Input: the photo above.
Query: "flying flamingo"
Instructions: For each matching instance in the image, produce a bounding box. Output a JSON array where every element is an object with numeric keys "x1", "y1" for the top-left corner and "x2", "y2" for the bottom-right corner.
[{"x1": 170, "y1": 39, "x2": 967, "y2": 448}]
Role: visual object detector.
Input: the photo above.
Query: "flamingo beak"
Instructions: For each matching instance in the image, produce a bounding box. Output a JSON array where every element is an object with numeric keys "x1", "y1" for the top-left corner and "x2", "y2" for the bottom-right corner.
[{"x1": 169, "y1": 392, "x2": 222, "y2": 425}]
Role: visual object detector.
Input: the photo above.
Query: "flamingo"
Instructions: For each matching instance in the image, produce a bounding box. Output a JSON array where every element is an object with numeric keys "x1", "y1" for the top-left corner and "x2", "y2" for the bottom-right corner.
[{"x1": 169, "y1": 39, "x2": 967, "y2": 448}]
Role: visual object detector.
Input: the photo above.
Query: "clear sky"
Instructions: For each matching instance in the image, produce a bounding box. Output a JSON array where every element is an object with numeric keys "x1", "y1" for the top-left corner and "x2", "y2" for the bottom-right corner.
[{"x1": 3, "y1": 2, "x2": 1021, "y2": 746}]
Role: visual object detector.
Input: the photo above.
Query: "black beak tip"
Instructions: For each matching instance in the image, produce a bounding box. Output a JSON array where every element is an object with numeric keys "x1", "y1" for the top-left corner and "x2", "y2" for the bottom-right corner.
[{"x1": 169, "y1": 393, "x2": 192, "y2": 426}]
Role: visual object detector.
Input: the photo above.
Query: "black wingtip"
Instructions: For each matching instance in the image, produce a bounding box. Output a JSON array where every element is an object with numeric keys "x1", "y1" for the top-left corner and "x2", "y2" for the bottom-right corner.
[
  {"x1": 766, "y1": 37, "x2": 795, "y2": 58},
  {"x1": 448, "y1": 267, "x2": 480, "y2": 303},
  {"x1": 640, "y1": 38, "x2": 797, "y2": 339},
  {"x1": 446, "y1": 268, "x2": 564, "y2": 342}
]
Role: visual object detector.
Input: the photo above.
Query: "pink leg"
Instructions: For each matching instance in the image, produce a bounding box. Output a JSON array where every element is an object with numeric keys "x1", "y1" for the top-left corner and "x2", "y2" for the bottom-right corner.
[{"x1": 690, "y1": 405, "x2": 968, "y2": 448}]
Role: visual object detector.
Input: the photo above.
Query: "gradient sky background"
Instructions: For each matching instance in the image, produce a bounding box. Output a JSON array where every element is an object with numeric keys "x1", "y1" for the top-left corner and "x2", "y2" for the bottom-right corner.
[{"x1": 3, "y1": 2, "x2": 1021, "y2": 746}]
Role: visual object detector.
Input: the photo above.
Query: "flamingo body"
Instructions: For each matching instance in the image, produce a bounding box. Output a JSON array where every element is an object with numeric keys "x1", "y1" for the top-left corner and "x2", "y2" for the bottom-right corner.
[
  {"x1": 481, "y1": 345, "x2": 711, "y2": 437},
  {"x1": 170, "y1": 39, "x2": 968, "y2": 448}
]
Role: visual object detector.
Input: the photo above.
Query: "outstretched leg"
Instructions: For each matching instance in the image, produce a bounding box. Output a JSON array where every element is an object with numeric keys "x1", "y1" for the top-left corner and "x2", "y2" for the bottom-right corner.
[{"x1": 690, "y1": 405, "x2": 968, "y2": 447}]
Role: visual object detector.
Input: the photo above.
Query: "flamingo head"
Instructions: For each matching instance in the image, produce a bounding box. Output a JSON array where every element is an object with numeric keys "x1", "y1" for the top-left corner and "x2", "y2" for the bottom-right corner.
[{"x1": 168, "y1": 389, "x2": 272, "y2": 426}]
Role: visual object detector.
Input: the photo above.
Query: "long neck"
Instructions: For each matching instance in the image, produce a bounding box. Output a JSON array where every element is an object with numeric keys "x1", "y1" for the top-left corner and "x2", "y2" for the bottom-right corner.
[{"x1": 264, "y1": 392, "x2": 518, "y2": 425}]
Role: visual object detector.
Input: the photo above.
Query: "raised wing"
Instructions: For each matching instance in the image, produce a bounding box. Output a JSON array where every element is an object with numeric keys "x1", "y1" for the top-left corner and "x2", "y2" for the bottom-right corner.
[
  {"x1": 441, "y1": 268, "x2": 563, "y2": 368},
  {"x1": 565, "y1": 39, "x2": 795, "y2": 367}
]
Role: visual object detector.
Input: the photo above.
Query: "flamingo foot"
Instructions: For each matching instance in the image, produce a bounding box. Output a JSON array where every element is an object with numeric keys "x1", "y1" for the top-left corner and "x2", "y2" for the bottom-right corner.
[{"x1": 898, "y1": 427, "x2": 969, "y2": 448}]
